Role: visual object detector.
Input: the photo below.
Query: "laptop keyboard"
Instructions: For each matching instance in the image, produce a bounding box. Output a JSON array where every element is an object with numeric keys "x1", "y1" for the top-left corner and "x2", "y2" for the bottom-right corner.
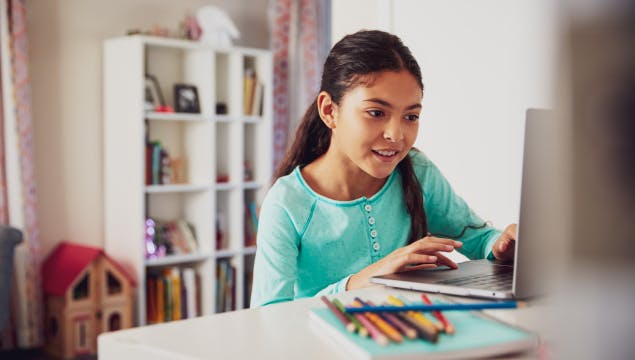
[{"x1": 437, "y1": 271, "x2": 513, "y2": 290}]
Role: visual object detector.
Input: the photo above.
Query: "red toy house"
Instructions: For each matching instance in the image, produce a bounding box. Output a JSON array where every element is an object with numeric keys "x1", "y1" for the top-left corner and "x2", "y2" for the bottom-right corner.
[{"x1": 42, "y1": 242, "x2": 135, "y2": 359}]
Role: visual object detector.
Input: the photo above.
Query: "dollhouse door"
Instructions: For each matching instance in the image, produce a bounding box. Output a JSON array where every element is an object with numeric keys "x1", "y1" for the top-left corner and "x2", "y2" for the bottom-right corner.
[
  {"x1": 72, "y1": 314, "x2": 94, "y2": 356},
  {"x1": 103, "y1": 309, "x2": 123, "y2": 332}
]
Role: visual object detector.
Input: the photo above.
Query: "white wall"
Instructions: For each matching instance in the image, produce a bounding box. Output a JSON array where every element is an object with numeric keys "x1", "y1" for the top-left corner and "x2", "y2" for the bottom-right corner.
[
  {"x1": 26, "y1": 0, "x2": 269, "y2": 257},
  {"x1": 332, "y1": 0, "x2": 559, "y2": 229}
]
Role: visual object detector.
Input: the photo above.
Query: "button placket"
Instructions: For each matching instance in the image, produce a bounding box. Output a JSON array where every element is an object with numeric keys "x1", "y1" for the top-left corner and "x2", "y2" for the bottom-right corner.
[{"x1": 364, "y1": 202, "x2": 380, "y2": 257}]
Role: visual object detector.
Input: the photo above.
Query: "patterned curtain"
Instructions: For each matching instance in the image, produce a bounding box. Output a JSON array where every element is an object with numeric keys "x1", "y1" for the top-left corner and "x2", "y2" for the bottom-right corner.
[
  {"x1": 269, "y1": 0, "x2": 331, "y2": 169},
  {"x1": 0, "y1": 0, "x2": 43, "y2": 349}
]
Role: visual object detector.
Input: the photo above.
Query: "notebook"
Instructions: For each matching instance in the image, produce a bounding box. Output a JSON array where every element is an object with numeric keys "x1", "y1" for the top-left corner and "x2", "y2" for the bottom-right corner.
[
  {"x1": 309, "y1": 306, "x2": 538, "y2": 359},
  {"x1": 371, "y1": 109, "x2": 552, "y2": 299}
]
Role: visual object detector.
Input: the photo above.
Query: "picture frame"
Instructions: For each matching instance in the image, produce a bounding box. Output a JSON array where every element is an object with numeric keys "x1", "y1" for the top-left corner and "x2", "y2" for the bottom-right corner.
[
  {"x1": 174, "y1": 84, "x2": 200, "y2": 113},
  {"x1": 144, "y1": 74, "x2": 166, "y2": 111}
]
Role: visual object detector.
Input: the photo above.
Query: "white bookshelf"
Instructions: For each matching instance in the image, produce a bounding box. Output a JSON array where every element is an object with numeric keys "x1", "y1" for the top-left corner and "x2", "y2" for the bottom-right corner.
[{"x1": 103, "y1": 35, "x2": 272, "y2": 326}]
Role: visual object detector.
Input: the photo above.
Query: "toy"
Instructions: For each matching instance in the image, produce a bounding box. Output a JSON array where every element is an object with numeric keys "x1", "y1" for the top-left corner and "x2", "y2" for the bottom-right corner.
[
  {"x1": 196, "y1": 5, "x2": 240, "y2": 48},
  {"x1": 42, "y1": 242, "x2": 135, "y2": 359}
]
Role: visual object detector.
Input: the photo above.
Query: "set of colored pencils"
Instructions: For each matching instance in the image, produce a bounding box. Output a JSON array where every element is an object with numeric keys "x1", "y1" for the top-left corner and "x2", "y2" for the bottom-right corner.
[
  {"x1": 321, "y1": 294, "x2": 520, "y2": 346},
  {"x1": 320, "y1": 294, "x2": 459, "y2": 346}
]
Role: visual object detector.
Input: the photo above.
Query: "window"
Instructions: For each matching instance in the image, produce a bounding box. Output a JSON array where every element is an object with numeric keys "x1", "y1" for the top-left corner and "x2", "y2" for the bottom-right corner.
[
  {"x1": 106, "y1": 271, "x2": 122, "y2": 295},
  {"x1": 79, "y1": 323, "x2": 86, "y2": 347},
  {"x1": 73, "y1": 273, "x2": 89, "y2": 300}
]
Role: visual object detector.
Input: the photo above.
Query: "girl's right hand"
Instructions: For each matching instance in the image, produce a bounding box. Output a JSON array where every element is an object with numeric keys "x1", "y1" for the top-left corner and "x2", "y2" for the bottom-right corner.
[{"x1": 346, "y1": 236, "x2": 463, "y2": 290}]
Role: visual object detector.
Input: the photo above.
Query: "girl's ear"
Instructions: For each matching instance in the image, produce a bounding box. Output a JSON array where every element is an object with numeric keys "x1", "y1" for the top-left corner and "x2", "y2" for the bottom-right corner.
[{"x1": 317, "y1": 91, "x2": 337, "y2": 129}]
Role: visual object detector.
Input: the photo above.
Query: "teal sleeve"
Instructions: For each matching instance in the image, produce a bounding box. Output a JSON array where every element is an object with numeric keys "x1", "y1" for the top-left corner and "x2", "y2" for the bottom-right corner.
[
  {"x1": 250, "y1": 199, "x2": 300, "y2": 307},
  {"x1": 315, "y1": 275, "x2": 352, "y2": 297},
  {"x1": 418, "y1": 155, "x2": 501, "y2": 259},
  {"x1": 250, "y1": 189, "x2": 353, "y2": 307}
]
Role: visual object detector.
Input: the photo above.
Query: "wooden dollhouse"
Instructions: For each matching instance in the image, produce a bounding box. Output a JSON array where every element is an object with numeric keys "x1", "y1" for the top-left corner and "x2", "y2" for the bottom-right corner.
[{"x1": 42, "y1": 242, "x2": 135, "y2": 359}]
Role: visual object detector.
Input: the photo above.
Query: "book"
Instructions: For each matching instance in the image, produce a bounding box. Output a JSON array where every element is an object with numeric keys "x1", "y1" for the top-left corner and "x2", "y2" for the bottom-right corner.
[
  {"x1": 182, "y1": 268, "x2": 197, "y2": 319},
  {"x1": 244, "y1": 202, "x2": 257, "y2": 247},
  {"x1": 169, "y1": 267, "x2": 182, "y2": 321},
  {"x1": 176, "y1": 219, "x2": 198, "y2": 253},
  {"x1": 243, "y1": 68, "x2": 257, "y2": 115},
  {"x1": 146, "y1": 274, "x2": 157, "y2": 323},
  {"x1": 309, "y1": 306, "x2": 538, "y2": 359},
  {"x1": 250, "y1": 81, "x2": 264, "y2": 116},
  {"x1": 156, "y1": 276, "x2": 165, "y2": 323}
]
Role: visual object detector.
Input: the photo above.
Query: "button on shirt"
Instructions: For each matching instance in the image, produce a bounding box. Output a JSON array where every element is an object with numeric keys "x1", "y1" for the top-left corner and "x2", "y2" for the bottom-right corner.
[{"x1": 250, "y1": 150, "x2": 501, "y2": 307}]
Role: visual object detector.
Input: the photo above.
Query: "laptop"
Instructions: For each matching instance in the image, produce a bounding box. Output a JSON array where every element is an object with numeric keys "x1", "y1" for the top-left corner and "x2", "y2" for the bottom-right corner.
[{"x1": 371, "y1": 109, "x2": 555, "y2": 299}]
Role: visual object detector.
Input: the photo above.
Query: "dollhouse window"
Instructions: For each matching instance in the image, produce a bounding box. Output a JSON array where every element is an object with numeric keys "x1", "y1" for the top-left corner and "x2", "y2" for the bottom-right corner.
[
  {"x1": 106, "y1": 271, "x2": 122, "y2": 295},
  {"x1": 79, "y1": 323, "x2": 86, "y2": 347},
  {"x1": 73, "y1": 273, "x2": 90, "y2": 300}
]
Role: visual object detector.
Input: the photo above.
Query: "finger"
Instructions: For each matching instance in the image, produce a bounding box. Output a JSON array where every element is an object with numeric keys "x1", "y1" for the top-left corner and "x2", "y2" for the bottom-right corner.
[
  {"x1": 498, "y1": 236, "x2": 515, "y2": 253},
  {"x1": 413, "y1": 242, "x2": 457, "y2": 253},
  {"x1": 497, "y1": 237, "x2": 509, "y2": 252},
  {"x1": 434, "y1": 252, "x2": 458, "y2": 269},
  {"x1": 423, "y1": 236, "x2": 463, "y2": 247},
  {"x1": 416, "y1": 237, "x2": 463, "y2": 250},
  {"x1": 504, "y1": 224, "x2": 518, "y2": 239},
  {"x1": 401, "y1": 263, "x2": 437, "y2": 272},
  {"x1": 404, "y1": 253, "x2": 438, "y2": 265}
]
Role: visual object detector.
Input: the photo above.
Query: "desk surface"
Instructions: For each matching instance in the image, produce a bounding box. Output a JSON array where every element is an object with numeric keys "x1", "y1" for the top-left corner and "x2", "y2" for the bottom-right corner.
[{"x1": 98, "y1": 286, "x2": 551, "y2": 359}]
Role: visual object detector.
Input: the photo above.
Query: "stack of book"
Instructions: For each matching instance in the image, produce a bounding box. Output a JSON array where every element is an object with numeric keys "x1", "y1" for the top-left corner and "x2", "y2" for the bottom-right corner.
[
  {"x1": 145, "y1": 140, "x2": 174, "y2": 185},
  {"x1": 243, "y1": 68, "x2": 264, "y2": 116},
  {"x1": 146, "y1": 267, "x2": 199, "y2": 324}
]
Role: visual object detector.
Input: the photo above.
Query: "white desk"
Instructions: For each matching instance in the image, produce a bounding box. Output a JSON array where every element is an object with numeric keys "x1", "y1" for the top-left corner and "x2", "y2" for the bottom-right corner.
[{"x1": 98, "y1": 286, "x2": 550, "y2": 359}]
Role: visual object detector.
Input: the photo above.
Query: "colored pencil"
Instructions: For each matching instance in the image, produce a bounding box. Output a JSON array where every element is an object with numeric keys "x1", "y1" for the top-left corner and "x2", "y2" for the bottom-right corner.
[
  {"x1": 422, "y1": 293, "x2": 455, "y2": 334},
  {"x1": 332, "y1": 298, "x2": 368, "y2": 337},
  {"x1": 395, "y1": 295, "x2": 442, "y2": 332},
  {"x1": 352, "y1": 298, "x2": 403, "y2": 343},
  {"x1": 349, "y1": 304, "x2": 389, "y2": 346},
  {"x1": 320, "y1": 296, "x2": 355, "y2": 333},
  {"x1": 388, "y1": 295, "x2": 437, "y2": 330},
  {"x1": 366, "y1": 300, "x2": 417, "y2": 340},
  {"x1": 345, "y1": 300, "x2": 520, "y2": 313},
  {"x1": 393, "y1": 310, "x2": 439, "y2": 343},
  {"x1": 386, "y1": 295, "x2": 439, "y2": 342}
]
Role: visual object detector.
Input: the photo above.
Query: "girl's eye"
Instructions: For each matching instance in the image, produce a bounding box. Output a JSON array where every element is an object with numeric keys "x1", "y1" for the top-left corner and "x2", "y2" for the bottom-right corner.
[
  {"x1": 367, "y1": 109, "x2": 384, "y2": 117},
  {"x1": 404, "y1": 114, "x2": 419, "y2": 122}
]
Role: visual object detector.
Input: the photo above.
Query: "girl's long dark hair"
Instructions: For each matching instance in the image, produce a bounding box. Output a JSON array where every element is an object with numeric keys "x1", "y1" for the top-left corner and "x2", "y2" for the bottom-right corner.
[{"x1": 275, "y1": 30, "x2": 427, "y2": 243}]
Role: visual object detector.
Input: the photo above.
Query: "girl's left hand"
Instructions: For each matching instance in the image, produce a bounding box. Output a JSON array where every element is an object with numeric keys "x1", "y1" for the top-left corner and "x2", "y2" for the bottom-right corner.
[{"x1": 492, "y1": 224, "x2": 517, "y2": 261}]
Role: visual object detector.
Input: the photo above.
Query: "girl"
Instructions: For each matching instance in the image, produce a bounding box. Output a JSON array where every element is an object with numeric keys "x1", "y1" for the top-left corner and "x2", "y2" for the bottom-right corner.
[{"x1": 250, "y1": 30, "x2": 516, "y2": 307}]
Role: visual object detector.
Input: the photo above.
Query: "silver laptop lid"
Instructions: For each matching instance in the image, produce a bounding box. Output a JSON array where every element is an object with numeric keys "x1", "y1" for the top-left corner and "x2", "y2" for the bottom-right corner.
[{"x1": 514, "y1": 108, "x2": 565, "y2": 299}]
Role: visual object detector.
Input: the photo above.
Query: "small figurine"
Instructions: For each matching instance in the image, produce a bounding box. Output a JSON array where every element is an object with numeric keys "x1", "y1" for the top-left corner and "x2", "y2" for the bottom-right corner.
[{"x1": 196, "y1": 6, "x2": 240, "y2": 48}]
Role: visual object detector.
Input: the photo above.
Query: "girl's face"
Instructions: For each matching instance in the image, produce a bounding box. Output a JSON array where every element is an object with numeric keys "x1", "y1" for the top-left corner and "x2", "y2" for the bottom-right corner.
[{"x1": 329, "y1": 70, "x2": 422, "y2": 179}]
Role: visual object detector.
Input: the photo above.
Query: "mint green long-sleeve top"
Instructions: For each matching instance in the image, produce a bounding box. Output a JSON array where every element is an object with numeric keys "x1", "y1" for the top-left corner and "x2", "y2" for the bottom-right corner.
[{"x1": 250, "y1": 150, "x2": 501, "y2": 307}]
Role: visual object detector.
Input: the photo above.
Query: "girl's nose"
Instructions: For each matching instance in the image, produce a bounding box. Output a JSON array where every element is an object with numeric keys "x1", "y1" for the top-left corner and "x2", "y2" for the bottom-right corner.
[{"x1": 383, "y1": 117, "x2": 404, "y2": 142}]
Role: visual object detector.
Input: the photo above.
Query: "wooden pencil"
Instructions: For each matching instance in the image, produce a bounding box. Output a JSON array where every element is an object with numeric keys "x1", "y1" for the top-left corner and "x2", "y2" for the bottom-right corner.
[
  {"x1": 421, "y1": 293, "x2": 455, "y2": 334},
  {"x1": 320, "y1": 296, "x2": 355, "y2": 333},
  {"x1": 349, "y1": 305, "x2": 389, "y2": 346},
  {"x1": 367, "y1": 300, "x2": 417, "y2": 340},
  {"x1": 332, "y1": 298, "x2": 368, "y2": 337},
  {"x1": 390, "y1": 295, "x2": 440, "y2": 329},
  {"x1": 386, "y1": 295, "x2": 439, "y2": 342},
  {"x1": 393, "y1": 310, "x2": 439, "y2": 343},
  {"x1": 352, "y1": 298, "x2": 403, "y2": 343}
]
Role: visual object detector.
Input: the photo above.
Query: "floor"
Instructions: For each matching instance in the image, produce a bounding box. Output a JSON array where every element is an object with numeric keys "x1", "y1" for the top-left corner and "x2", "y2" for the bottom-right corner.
[{"x1": 0, "y1": 348, "x2": 97, "y2": 360}]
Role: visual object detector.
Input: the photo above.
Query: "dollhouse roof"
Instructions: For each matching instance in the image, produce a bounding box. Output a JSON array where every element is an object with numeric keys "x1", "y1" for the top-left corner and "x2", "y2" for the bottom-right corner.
[{"x1": 42, "y1": 241, "x2": 135, "y2": 296}]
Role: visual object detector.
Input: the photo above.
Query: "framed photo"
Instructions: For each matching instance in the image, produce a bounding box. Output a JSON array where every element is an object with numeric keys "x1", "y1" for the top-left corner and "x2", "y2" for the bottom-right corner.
[
  {"x1": 174, "y1": 84, "x2": 200, "y2": 113},
  {"x1": 144, "y1": 74, "x2": 166, "y2": 111}
]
